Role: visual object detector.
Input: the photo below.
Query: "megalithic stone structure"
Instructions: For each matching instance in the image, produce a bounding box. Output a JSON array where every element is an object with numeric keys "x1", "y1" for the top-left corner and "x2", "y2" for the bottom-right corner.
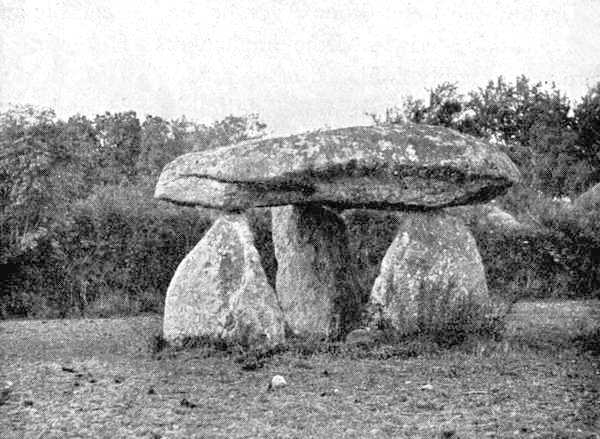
[{"x1": 155, "y1": 123, "x2": 521, "y2": 346}]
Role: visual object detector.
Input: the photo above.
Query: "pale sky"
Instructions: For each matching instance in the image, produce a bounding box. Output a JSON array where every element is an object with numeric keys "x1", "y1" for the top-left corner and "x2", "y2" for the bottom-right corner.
[{"x1": 1, "y1": 0, "x2": 600, "y2": 135}]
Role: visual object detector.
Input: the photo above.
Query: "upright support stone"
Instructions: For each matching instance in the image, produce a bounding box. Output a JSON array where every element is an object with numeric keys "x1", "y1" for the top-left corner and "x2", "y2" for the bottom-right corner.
[
  {"x1": 272, "y1": 205, "x2": 362, "y2": 339},
  {"x1": 163, "y1": 213, "x2": 285, "y2": 347},
  {"x1": 368, "y1": 212, "x2": 490, "y2": 335}
]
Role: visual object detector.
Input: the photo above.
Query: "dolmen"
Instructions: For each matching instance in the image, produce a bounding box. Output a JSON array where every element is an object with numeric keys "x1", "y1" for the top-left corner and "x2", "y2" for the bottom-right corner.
[{"x1": 155, "y1": 123, "x2": 521, "y2": 347}]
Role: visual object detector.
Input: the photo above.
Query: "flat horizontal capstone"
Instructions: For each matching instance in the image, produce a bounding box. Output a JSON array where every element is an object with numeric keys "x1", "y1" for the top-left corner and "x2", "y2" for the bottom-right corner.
[{"x1": 155, "y1": 123, "x2": 521, "y2": 210}]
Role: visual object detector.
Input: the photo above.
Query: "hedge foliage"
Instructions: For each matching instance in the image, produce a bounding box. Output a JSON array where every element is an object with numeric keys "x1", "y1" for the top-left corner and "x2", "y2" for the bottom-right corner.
[{"x1": 0, "y1": 184, "x2": 212, "y2": 318}]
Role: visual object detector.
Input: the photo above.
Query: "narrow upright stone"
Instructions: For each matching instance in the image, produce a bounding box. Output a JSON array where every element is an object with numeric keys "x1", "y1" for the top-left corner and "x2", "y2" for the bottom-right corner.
[
  {"x1": 163, "y1": 214, "x2": 285, "y2": 347},
  {"x1": 272, "y1": 205, "x2": 362, "y2": 339},
  {"x1": 368, "y1": 212, "x2": 489, "y2": 335}
]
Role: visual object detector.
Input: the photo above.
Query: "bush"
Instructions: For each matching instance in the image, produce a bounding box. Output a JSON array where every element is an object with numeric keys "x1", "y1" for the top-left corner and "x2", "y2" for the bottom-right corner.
[
  {"x1": 0, "y1": 239, "x2": 82, "y2": 319},
  {"x1": 64, "y1": 184, "x2": 214, "y2": 316},
  {"x1": 469, "y1": 188, "x2": 600, "y2": 300},
  {"x1": 0, "y1": 184, "x2": 213, "y2": 318},
  {"x1": 532, "y1": 194, "x2": 600, "y2": 298},
  {"x1": 246, "y1": 208, "x2": 277, "y2": 289},
  {"x1": 469, "y1": 223, "x2": 568, "y2": 302}
]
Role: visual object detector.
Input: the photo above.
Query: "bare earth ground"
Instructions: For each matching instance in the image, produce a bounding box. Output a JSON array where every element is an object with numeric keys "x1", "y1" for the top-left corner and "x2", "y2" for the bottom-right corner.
[{"x1": 1, "y1": 300, "x2": 599, "y2": 439}]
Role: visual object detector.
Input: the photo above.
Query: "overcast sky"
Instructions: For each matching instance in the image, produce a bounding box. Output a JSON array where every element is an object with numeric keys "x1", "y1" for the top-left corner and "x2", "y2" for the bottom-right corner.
[{"x1": 1, "y1": 0, "x2": 600, "y2": 135}]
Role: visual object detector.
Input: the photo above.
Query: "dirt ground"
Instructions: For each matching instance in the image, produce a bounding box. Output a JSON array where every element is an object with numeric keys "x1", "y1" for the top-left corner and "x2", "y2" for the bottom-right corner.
[{"x1": 1, "y1": 300, "x2": 599, "y2": 438}]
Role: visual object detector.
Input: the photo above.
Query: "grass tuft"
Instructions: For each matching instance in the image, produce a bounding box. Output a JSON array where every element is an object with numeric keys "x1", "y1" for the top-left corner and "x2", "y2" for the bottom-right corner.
[
  {"x1": 147, "y1": 330, "x2": 168, "y2": 355},
  {"x1": 370, "y1": 279, "x2": 512, "y2": 348}
]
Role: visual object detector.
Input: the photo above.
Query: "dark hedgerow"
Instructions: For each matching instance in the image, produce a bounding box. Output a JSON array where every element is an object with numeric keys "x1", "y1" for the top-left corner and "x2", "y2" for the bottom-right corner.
[
  {"x1": 64, "y1": 184, "x2": 214, "y2": 317},
  {"x1": 0, "y1": 184, "x2": 213, "y2": 319}
]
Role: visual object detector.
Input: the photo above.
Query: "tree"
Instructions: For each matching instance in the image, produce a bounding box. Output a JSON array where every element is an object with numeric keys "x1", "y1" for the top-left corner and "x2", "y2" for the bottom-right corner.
[
  {"x1": 0, "y1": 105, "x2": 109, "y2": 263},
  {"x1": 188, "y1": 113, "x2": 268, "y2": 151},
  {"x1": 93, "y1": 111, "x2": 142, "y2": 183},
  {"x1": 136, "y1": 113, "x2": 268, "y2": 180},
  {"x1": 54, "y1": 114, "x2": 100, "y2": 198},
  {"x1": 367, "y1": 83, "x2": 462, "y2": 129},
  {"x1": 137, "y1": 115, "x2": 175, "y2": 178},
  {"x1": 423, "y1": 82, "x2": 464, "y2": 128},
  {"x1": 0, "y1": 105, "x2": 64, "y2": 262},
  {"x1": 573, "y1": 82, "x2": 600, "y2": 189}
]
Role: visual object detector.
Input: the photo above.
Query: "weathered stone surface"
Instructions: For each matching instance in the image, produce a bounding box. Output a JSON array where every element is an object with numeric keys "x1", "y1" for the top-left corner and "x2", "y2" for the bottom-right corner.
[
  {"x1": 272, "y1": 205, "x2": 362, "y2": 339},
  {"x1": 446, "y1": 203, "x2": 536, "y2": 235},
  {"x1": 368, "y1": 212, "x2": 489, "y2": 335},
  {"x1": 163, "y1": 214, "x2": 285, "y2": 347},
  {"x1": 574, "y1": 182, "x2": 600, "y2": 211},
  {"x1": 484, "y1": 205, "x2": 525, "y2": 230},
  {"x1": 155, "y1": 123, "x2": 521, "y2": 210}
]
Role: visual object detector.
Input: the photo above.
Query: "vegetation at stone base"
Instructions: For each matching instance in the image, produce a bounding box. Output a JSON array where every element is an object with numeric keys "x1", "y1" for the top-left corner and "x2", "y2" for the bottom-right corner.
[
  {"x1": 150, "y1": 281, "x2": 510, "y2": 371},
  {"x1": 1, "y1": 301, "x2": 598, "y2": 438},
  {"x1": 1, "y1": 75, "x2": 600, "y2": 318},
  {"x1": 148, "y1": 329, "x2": 443, "y2": 372},
  {"x1": 413, "y1": 280, "x2": 510, "y2": 347}
]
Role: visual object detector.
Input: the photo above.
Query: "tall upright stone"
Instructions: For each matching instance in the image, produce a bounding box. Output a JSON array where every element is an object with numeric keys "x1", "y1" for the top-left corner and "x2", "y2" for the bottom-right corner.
[
  {"x1": 368, "y1": 212, "x2": 490, "y2": 335},
  {"x1": 272, "y1": 205, "x2": 362, "y2": 339},
  {"x1": 163, "y1": 214, "x2": 285, "y2": 347}
]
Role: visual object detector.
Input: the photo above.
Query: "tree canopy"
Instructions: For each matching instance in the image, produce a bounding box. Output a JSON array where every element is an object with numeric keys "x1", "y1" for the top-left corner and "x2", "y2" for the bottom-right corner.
[{"x1": 0, "y1": 107, "x2": 267, "y2": 264}]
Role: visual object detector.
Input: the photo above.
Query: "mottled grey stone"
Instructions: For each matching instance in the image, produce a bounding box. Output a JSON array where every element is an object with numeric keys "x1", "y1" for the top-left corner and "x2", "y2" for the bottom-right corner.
[
  {"x1": 272, "y1": 205, "x2": 362, "y2": 339},
  {"x1": 155, "y1": 123, "x2": 520, "y2": 210},
  {"x1": 574, "y1": 182, "x2": 600, "y2": 211},
  {"x1": 368, "y1": 212, "x2": 489, "y2": 335},
  {"x1": 446, "y1": 203, "x2": 536, "y2": 235},
  {"x1": 163, "y1": 213, "x2": 285, "y2": 347}
]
